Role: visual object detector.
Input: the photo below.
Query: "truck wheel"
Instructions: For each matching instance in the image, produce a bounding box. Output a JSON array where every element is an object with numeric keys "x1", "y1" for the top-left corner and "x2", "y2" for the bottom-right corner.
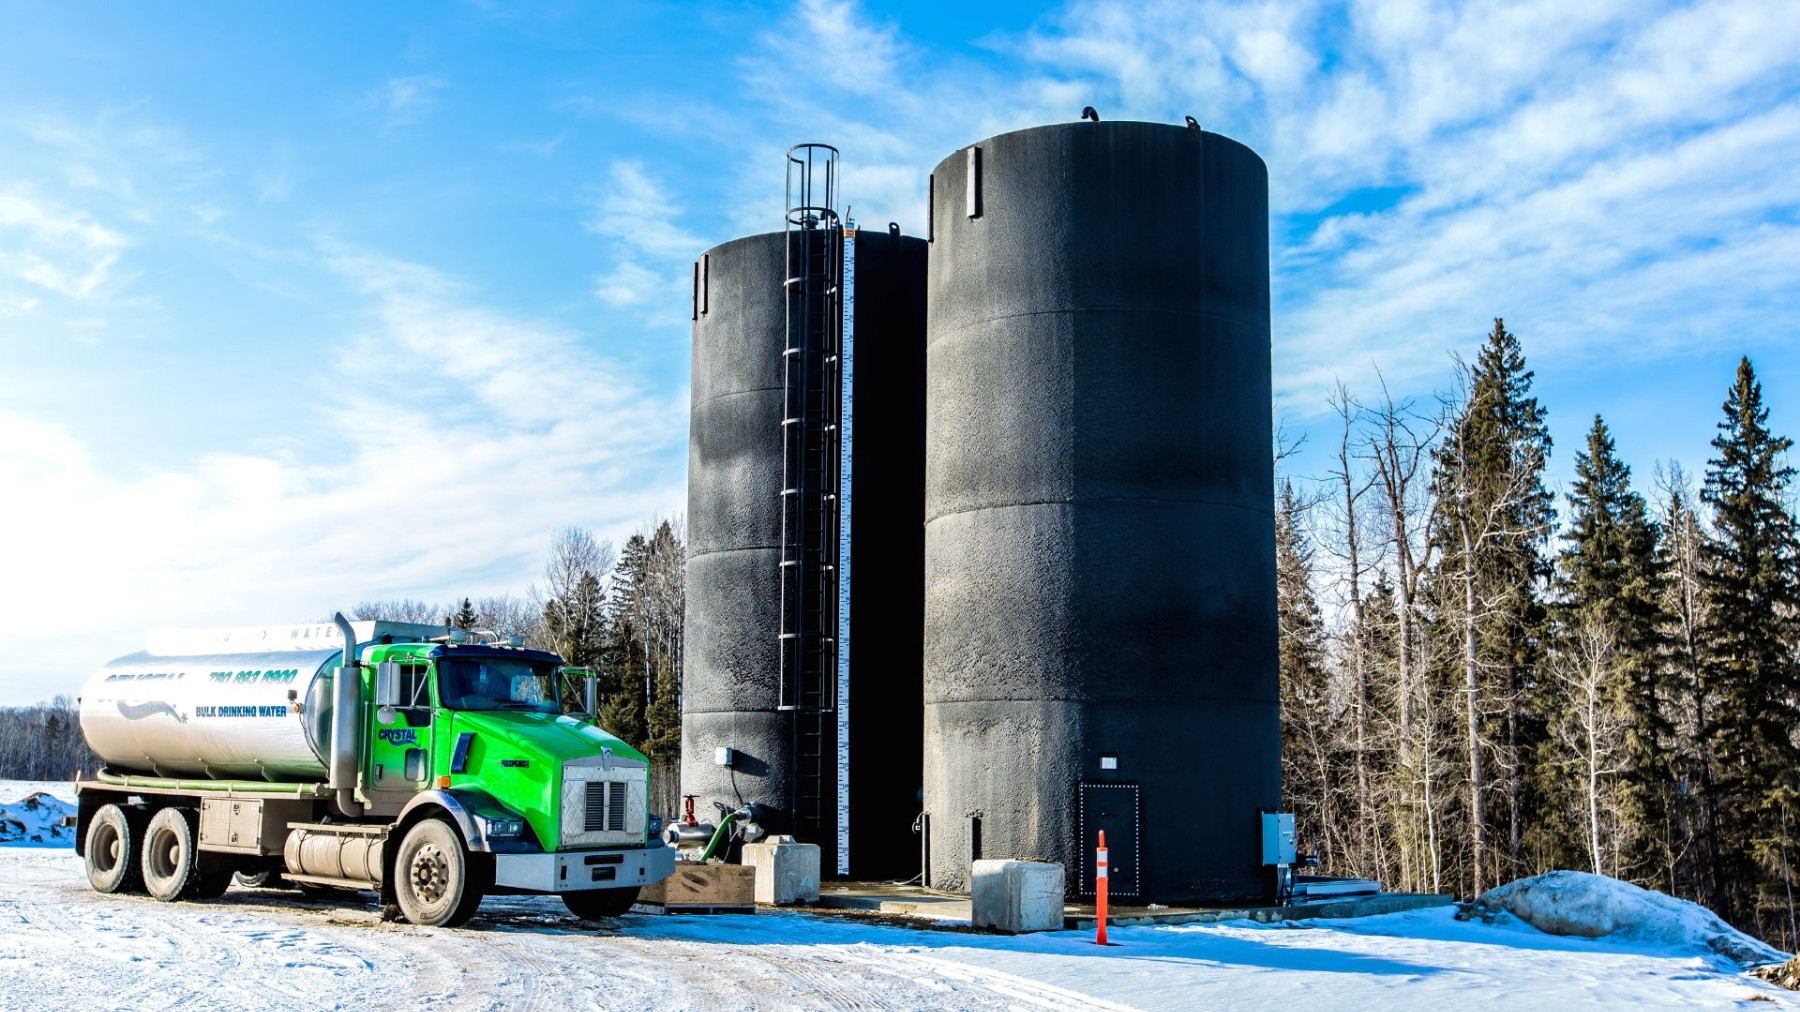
[
  {"x1": 84, "y1": 804, "x2": 146, "y2": 894},
  {"x1": 394, "y1": 818, "x2": 484, "y2": 927},
  {"x1": 142, "y1": 807, "x2": 205, "y2": 902},
  {"x1": 563, "y1": 887, "x2": 640, "y2": 920}
]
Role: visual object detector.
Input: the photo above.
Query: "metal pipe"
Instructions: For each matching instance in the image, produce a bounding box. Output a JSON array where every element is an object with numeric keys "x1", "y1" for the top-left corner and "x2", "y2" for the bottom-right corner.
[
  {"x1": 699, "y1": 811, "x2": 738, "y2": 862},
  {"x1": 330, "y1": 612, "x2": 365, "y2": 817}
]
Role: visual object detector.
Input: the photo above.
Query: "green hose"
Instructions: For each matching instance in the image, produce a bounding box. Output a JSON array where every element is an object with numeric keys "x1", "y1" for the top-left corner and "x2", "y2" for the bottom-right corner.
[
  {"x1": 699, "y1": 811, "x2": 738, "y2": 862},
  {"x1": 93, "y1": 769, "x2": 323, "y2": 796}
]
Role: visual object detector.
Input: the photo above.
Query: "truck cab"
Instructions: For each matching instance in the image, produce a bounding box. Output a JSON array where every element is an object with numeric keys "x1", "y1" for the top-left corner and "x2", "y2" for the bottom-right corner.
[{"x1": 353, "y1": 639, "x2": 671, "y2": 921}]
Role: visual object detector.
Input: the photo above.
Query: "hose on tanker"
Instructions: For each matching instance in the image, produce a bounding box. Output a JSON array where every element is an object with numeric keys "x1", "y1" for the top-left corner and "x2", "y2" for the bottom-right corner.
[
  {"x1": 698, "y1": 810, "x2": 738, "y2": 862},
  {"x1": 92, "y1": 768, "x2": 322, "y2": 796}
]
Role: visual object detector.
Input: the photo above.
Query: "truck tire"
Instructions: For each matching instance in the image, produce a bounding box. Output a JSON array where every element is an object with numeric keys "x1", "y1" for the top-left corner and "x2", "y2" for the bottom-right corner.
[
  {"x1": 142, "y1": 806, "x2": 206, "y2": 902},
  {"x1": 562, "y1": 887, "x2": 640, "y2": 921},
  {"x1": 84, "y1": 803, "x2": 146, "y2": 894},
  {"x1": 394, "y1": 818, "x2": 484, "y2": 927}
]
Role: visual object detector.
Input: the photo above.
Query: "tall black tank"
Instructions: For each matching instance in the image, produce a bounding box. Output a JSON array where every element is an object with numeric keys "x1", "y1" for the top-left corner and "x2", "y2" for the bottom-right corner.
[
  {"x1": 921, "y1": 120, "x2": 1280, "y2": 903},
  {"x1": 683, "y1": 226, "x2": 926, "y2": 879}
]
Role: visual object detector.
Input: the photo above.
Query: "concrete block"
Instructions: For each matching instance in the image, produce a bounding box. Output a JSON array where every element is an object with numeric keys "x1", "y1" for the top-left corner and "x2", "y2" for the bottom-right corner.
[
  {"x1": 741, "y1": 836, "x2": 821, "y2": 905},
  {"x1": 971, "y1": 859, "x2": 1065, "y2": 933}
]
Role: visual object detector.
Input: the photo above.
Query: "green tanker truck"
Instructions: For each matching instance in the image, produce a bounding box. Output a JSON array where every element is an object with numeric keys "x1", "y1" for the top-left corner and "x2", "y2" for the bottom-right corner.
[{"x1": 73, "y1": 614, "x2": 674, "y2": 927}]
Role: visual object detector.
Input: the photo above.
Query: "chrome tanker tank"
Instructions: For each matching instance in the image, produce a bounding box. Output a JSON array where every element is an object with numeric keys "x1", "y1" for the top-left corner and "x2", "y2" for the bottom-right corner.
[{"x1": 78, "y1": 621, "x2": 444, "y2": 780}]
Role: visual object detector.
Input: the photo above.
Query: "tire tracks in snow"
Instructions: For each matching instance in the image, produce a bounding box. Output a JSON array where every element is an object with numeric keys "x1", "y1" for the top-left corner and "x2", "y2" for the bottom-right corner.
[{"x1": 0, "y1": 853, "x2": 1124, "y2": 1011}]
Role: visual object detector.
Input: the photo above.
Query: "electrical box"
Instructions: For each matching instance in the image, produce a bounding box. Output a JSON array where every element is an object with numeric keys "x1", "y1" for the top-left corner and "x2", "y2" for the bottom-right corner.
[
  {"x1": 1261, "y1": 812, "x2": 1296, "y2": 866},
  {"x1": 715, "y1": 745, "x2": 736, "y2": 768}
]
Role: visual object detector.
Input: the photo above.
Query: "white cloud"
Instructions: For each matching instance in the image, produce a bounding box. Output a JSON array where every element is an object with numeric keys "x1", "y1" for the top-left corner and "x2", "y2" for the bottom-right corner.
[
  {"x1": 594, "y1": 261, "x2": 661, "y2": 307},
  {"x1": 362, "y1": 75, "x2": 449, "y2": 129},
  {"x1": 582, "y1": 161, "x2": 713, "y2": 324},
  {"x1": 0, "y1": 246, "x2": 685, "y2": 702},
  {"x1": 0, "y1": 188, "x2": 128, "y2": 300},
  {"x1": 954, "y1": 0, "x2": 1800, "y2": 420},
  {"x1": 792, "y1": 0, "x2": 908, "y2": 97},
  {"x1": 584, "y1": 161, "x2": 706, "y2": 260}
]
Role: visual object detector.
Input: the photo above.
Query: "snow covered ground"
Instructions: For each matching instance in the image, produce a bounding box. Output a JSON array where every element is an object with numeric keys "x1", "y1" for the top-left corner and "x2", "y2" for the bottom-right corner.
[{"x1": 1, "y1": 782, "x2": 1792, "y2": 1010}]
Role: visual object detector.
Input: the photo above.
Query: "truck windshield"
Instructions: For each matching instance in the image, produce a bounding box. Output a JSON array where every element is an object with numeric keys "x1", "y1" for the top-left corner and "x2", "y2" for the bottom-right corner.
[{"x1": 437, "y1": 657, "x2": 560, "y2": 713}]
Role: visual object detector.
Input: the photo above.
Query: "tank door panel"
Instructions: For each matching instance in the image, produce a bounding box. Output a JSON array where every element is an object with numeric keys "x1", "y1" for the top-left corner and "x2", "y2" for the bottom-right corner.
[{"x1": 1077, "y1": 781, "x2": 1140, "y2": 898}]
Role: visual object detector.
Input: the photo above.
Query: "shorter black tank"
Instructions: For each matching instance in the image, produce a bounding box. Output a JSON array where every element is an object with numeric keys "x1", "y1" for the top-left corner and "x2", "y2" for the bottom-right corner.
[{"x1": 681, "y1": 226, "x2": 926, "y2": 879}]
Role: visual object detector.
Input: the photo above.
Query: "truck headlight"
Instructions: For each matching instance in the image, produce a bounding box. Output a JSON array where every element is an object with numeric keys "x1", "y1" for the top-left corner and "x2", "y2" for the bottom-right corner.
[{"x1": 486, "y1": 817, "x2": 524, "y2": 839}]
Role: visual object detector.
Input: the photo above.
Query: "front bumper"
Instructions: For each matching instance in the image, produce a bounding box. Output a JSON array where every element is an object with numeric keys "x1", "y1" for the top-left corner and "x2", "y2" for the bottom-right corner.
[{"x1": 494, "y1": 843, "x2": 675, "y2": 893}]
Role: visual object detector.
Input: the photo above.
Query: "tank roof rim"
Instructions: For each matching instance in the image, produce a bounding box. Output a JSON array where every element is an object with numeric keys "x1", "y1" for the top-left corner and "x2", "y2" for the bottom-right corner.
[
  {"x1": 929, "y1": 120, "x2": 1265, "y2": 174},
  {"x1": 693, "y1": 224, "x2": 927, "y2": 265}
]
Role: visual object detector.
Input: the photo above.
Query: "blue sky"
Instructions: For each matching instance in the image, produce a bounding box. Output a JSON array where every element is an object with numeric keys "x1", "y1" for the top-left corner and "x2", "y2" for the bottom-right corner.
[{"x1": 1, "y1": 0, "x2": 1796, "y2": 704}]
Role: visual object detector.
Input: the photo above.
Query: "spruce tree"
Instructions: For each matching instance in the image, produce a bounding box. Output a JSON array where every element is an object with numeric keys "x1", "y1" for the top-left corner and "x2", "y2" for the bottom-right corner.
[
  {"x1": 640, "y1": 521, "x2": 685, "y2": 771},
  {"x1": 542, "y1": 571, "x2": 607, "y2": 669},
  {"x1": 1700, "y1": 357, "x2": 1800, "y2": 934},
  {"x1": 451, "y1": 597, "x2": 478, "y2": 631},
  {"x1": 1276, "y1": 480, "x2": 1335, "y2": 862},
  {"x1": 1556, "y1": 415, "x2": 1671, "y2": 883},
  {"x1": 1433, "y1": 318, "x2": 1555, "y2": 889},
  {"x1": 595, "y1": 522, "x2": 687, "y2": 764},
  {"x1": 600, "y1": 534, "x2": 652, "y2": 747},
  {"x1": 1657, "y1": 469, "x2": 1724, "y2": 910}
]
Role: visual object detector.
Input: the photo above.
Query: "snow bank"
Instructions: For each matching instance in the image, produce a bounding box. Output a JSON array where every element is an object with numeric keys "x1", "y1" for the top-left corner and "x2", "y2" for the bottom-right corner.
[
  {"x1": 0, "y1": 790, "x2": 76, "y2": 847},
  {"x1": 1474, "y1": 870, "x2": 1784, "y2": 967}
]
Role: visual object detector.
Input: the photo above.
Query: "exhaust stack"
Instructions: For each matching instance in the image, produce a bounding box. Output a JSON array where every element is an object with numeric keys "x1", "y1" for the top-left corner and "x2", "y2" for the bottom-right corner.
[{"x1": 330, "y1": 612, "x2": 365, "y2": 817}]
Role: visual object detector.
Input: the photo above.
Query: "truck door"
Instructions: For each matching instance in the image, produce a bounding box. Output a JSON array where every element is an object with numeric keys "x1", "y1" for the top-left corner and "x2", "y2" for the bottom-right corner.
[{"x1": 366, "y1": 660, "x2": 434, "y2": 810}]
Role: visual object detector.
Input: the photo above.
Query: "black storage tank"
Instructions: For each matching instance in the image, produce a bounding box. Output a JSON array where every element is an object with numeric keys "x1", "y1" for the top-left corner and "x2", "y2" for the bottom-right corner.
[
  {"x1": 921, "y1": 120, "x2": 1280, "y2": 903},
  {"x1": 683, "y1": 226, "x2": 927, "y2": 879}
]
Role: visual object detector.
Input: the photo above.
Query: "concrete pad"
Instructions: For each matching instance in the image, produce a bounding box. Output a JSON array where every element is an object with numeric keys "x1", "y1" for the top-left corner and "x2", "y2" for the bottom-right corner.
[
  {"x1": 970, "y1": 859, "x2": 1065, "y2": 934},
  {"x1": 811, "y1": 882, "x2": 1455, "y2": 932}
]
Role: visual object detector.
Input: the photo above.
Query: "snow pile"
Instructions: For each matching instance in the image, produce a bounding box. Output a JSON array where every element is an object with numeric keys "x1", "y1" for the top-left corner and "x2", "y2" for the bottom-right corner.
[
  {"x1": 0, "y1": 790, "x2": 76, "y2": 847},
  {"x1": 1473, "y1": 870, "x2": 1785, "y2": 967}
]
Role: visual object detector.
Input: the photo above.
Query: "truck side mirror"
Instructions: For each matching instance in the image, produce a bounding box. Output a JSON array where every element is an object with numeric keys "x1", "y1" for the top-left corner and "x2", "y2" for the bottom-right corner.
[
  {"x1": 584, "y1": 674, "x2": 598, "y2": 721},
  {"x1": 375, "y1": 662, "x2": 402, "y2": 708}
]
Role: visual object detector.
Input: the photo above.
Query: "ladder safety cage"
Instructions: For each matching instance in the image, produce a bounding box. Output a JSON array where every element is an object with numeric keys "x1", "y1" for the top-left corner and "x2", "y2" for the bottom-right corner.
[{"x1": 780, "y1": 143, "x2": 843, "y2": 852}]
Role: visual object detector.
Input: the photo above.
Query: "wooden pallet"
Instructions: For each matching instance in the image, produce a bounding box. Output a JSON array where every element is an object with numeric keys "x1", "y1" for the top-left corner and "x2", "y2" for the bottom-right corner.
[{"x1": 637, "y1": 861, "x2": 755, "y2": 915}]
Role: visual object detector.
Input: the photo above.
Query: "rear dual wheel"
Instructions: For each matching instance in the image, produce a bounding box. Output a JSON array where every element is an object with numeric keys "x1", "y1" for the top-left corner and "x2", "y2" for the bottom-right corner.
[
  {"x1": 84, "y1": 804, "x2": 146, "y2": 894},
  {"x1": 141, "y1": 807, "x2": 231, "y2": 901}
]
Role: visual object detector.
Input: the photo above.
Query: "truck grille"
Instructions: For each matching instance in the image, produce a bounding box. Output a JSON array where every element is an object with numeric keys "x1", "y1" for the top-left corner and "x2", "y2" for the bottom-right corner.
[
  {"x1": 563, "y1": 762, "x2": 646, "y2": 847},
  {"x1": 584, "y1": 781, "x2": 627, "y2": 833}
]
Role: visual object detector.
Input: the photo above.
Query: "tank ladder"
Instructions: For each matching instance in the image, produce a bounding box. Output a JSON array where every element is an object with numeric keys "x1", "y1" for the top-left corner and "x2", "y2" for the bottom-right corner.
[{"x1": 779, "y1": 143, "x2": 841, "y2": 856}]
